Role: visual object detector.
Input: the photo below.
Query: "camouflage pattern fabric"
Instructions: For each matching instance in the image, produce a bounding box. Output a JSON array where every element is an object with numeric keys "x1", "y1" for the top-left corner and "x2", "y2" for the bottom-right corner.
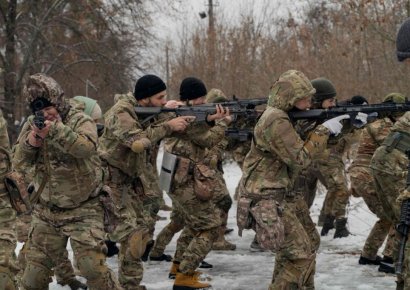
[
  {"x1": 13, "y1": 76, "x2": 121, "y2": 289},
  {"x1": 98, "y1": 93, "x2": 176, "y2": 289},
  {"x1": 15, "y1": 213, "x2": 80, "y2": 286},
  {"x1": 0, "y1": 109, "x2": 18, "y2": 289},
  {"x1": 239, "y1": 70, "x2": 330, "y2": 289},
  {"x1": 371, "y1": 112, "x2": 409, "y2": 286},
  {"x1": 164, "y1": 117, "x2": 229, "y2": 275},
  {"x1": 316, "y1": 155, "x2": 349, "y2": 218},
  {"x1": 349, "y1": 118, "x2": 396, "y2": 259},
  {"x1": 150, "y1": 202, "x2": 186, "y2": 258}
]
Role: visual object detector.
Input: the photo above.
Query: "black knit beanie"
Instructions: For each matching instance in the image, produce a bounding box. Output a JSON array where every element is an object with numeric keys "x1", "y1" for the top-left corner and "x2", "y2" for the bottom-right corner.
[
  {"x1": 397, "y1": 18, "x2": 410, "y2": 62},
  {"x1": 134, "y1": 75, "x2": 166, "y2": 100},
  {"x1": 350, "y1": 95, "x2": 368, "y2": 105},
  {"x1": 179, "y1": 77, "x2": 207, "y2": 101}
]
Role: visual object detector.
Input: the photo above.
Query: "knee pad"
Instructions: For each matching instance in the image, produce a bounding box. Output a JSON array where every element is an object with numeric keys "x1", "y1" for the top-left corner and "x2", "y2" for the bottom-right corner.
[
  {"x1": 76, "y1": 251, "x2": 107, "y2": 281},
  {"x1": 128, "y1": 229, "x2": 150, "y2": 259},
  {"x1": 21, "y1": 261, "x2": 52, "y2": 290}
]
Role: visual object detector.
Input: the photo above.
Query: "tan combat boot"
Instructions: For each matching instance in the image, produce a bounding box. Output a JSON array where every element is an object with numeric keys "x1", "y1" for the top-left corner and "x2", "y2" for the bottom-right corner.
[
  {"x1": 173, "y1": 272, "x2": 211, "y2": 290},
  {"x1": 212, "y1": 239, "x2": 236, "y2": 251}
]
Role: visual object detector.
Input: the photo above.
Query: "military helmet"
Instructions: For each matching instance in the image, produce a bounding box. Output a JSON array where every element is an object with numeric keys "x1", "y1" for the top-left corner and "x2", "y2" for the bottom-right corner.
[
  {"x1": 383, "y1": 92, "x2": 408, "y2": 104},
  {"x1": 268, "y1": 70, "x2": 315, "y2": 112},
  {"x1": 205, "y1": 88, "x2": 228, "y2": 103},
  {"x1": 396, "y1": 18, "x2": 410, "y2": 62},
  {"x1": 311, "y1": 78, "x2": 336, "y2": 104},
  {"x1": 23, "y1": 73, "x2": 66, "y2": 113}
]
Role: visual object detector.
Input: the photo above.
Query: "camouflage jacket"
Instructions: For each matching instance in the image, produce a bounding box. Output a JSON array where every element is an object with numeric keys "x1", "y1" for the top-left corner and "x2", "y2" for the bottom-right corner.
[
  {"x1": 371, "y1": 111, "x2": 410, "y2": 176},
  {"x1": 98, "y1": 93, "x2": 172, "y2": 179},
  {"x1": 164, "y1": 120, "x2": 229, "y2": 164},
  {"x1": 242, "y1": 107, "x2": 329, "y2": 195},
  {"x1": 350, "y1": 118, "x2": 393, "y2": 168},
  {"x1": 13, "y1": 106, "x2": 102, "y2": 209}
]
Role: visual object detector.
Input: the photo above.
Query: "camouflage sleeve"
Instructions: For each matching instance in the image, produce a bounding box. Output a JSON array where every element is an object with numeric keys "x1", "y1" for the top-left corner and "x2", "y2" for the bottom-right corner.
[
  {"x1": 263, "y1": 117, "x2": 328, "y2": 172},
  {"x1": 392, "y1": 111, "x2": 410, "y2": 134},
  {"x1": 189, "y1": 120, "x2": 229, "y2": 149},
  {"x1": 13, "y1": 120, "x2": 39, "y2": 171},
  {"x1": 205, "y1": 137, "x2": 229, "y2": 163},
  {"x1": 109, "y1": 110, "x2": 171, "y2": 148},
  {"x1": 47, "y1": 116, "x2": 97, "y2": 158}
]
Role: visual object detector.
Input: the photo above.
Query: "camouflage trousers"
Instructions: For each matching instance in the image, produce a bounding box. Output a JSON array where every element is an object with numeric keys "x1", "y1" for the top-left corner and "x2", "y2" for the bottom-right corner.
[
  {"x1": 317, "y1": 158, "x2": 350, "y2": 218},
  {"x1": 152, "y1": 171, "x2": 231, "y2": 260},
  {"x1": 15, "y1": 213, "x2": 79, "y2": 287},
  {"x1": 0, "y1": 189, "x2": 18, "y2": 290},
  {"x1": 150, "y1": 202, "x2": 185, "y2": 258},
  {"x1": 269, "y1": 197, "x2": 316, "y2": 290},
  {"x1": 372, "y1": 166, "x2": 406, "y2": 286},
  {"x1": 169, "y1": 178, "x2": 222, "y2": 275},
  {"x1": 21, "y1": 199, "x2": 121, "y2": 290},
  {"x1": 105, "y1": 166, "x2": 151, "y2": 290},
  {"x1": 349, "y1": 166, "x2": 395, "y2": 259}
]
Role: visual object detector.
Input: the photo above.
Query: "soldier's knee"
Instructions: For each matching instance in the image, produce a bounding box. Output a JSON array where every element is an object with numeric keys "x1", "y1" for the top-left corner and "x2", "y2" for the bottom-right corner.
[
  {"x1": 127, "y1": 229, "x2": 151, "y2": 259},
  {"x1": 199, "y1": 228, "x2": 219, "y2": 242},
  {"x1": 21, "y1": 261, "x2": 52, "y2": 290},
  {"x1": 76, "y1": 251, "x2": 107, "y2": 281}
]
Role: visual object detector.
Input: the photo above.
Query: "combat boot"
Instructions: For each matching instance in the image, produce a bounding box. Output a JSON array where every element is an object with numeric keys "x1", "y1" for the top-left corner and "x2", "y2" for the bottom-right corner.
[
  {"x1": 173, "y1": 272, "x2": 211, "y2": 290},
  {"x1": 150, "y1": 253, "x2": 173, "y2": 262},
  {"x1": 66, "y1": 278, "x2": 88, "y2": 290},
  {"x1": 212, "y1": 239, "x2": 236, "y2": 251},
  {"x1": 333, "y1": 218, "x2": 350, "y2": 238},
  {"x1": 317, "y1": 211, "x2": 326, "y2": 226},
  {"x1": 320, "y1": 215, "x2": 335, "y2": 236},
  {"x1": 378, "y1": 261, "x2": 395, "y2": 274},
  {"x1": 169, "y1": 262, "x2": 204, "y2": 280},
  {"x1": 358, "y1": 255, "x2": 382, "y2": 265}
]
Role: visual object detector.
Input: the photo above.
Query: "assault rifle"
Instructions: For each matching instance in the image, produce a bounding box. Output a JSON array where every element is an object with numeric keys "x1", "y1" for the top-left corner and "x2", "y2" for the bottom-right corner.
[
  {"x1": 134, "y1": 97, "x2": 267, "y2": 125},
  {"x1": 288, "y1": 102, "x2": 410, "y2": 127},
  {"x1": 33, "y1": 111, "x2": 45, "y2": 130},
  {"x1": 396, "y1": 150, "x2": 410, "y2": 275}
]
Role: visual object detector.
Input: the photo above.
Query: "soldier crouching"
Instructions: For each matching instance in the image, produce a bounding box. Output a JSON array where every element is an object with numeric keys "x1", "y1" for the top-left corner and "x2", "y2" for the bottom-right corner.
[{"x1": 12, "y1": 73, "x2": 122, "y2": 290}]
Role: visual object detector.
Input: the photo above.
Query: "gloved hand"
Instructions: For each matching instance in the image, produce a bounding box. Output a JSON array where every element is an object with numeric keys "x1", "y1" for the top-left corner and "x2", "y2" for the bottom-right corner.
[
  {"x1": 321, "y1": 114, "x2": 350, "y2": 136},
  {"x1": 353, "y1": 112, "x2": 368, "y2": 128}
]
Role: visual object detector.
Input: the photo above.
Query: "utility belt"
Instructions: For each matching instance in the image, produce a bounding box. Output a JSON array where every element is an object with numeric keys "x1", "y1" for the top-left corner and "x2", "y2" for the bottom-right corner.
[
  {"x1": 382, "y1": 132, "x2": 410, "y2": 154},
  {"x1": 242, "y1": 187, "x2": 291, "y2": 203}
]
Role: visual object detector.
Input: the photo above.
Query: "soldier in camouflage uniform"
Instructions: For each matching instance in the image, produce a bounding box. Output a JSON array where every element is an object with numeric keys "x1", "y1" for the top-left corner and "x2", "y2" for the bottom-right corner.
[
  {"x1": 350, "y1": 93, "x2": 406, "y2": 269},
  {"x1": 371, "y1": 19, "x2": 410, "y2": 289},
  {"x1": 13, "y1": 73, "x2": 121, "y2": 290},
  {"x1": 98, "y1": 74, "x2": 194, "y2": 290},
  {"x1": 371, "y1": 110, "x2": 409, "y2": 289},
  {"x1": 149, "y1": 88, "x2": 236, "y2": 263},
  {"x1": 164, "y1": 78, "x2": 232, "y2": 290},
  {"x1": 15, "y1": 96, "x2": 106, "y2": 290},
  {"x1": 237, "y1": 70, "x2": 353, "y2": 289},
  {"x1": 296, "y1": 78, "x2": 352, "y2": 238},
  {"x1": 204, "y1": 89, "x2": 236, "y2": 251},
  {"x1": 0, "y1": 109, "x2": 19, "y2": 290}
]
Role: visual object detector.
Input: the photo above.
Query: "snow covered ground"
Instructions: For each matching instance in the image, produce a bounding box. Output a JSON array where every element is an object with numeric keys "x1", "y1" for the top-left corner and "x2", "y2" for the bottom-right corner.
[{"x1": 30, "y1": 160, "x2": 396, "y2": 290}]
